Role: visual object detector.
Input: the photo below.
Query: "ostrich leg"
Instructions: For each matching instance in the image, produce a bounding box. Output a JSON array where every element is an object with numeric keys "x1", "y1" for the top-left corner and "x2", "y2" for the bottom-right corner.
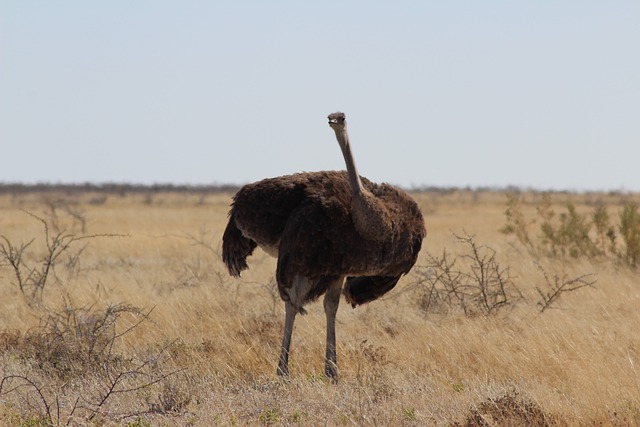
[
  {"x1": 277, "y1": 301, "x2": 297, "y2": 376},
  {"x1": 323, "y1": 279, "x2": 343, "y2": 379}
]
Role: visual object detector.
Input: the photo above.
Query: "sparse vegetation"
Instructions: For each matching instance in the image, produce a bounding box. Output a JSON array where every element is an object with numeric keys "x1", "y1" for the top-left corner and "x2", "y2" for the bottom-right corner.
[
  {"x1": 0, "y1": 187, "x2": 639, "y2": 426},
  {"x1": 619, "y1": 202, "x2": 640, "y2": 267},
  {"x1": 0, "y1": 207, "x2": 182, "y2": 425},
  {"x1": 0, "y1": 210, "x2": 122, "y2": 305},
  {"x1": 501, "y1": 192, "x2": 640, "y2": 267}
]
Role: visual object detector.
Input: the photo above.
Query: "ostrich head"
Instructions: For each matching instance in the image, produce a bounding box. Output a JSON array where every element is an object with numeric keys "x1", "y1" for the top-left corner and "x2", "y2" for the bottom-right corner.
[
  {"x1": 327, "y1": 112, "x2": 346, "y2": 131},
  {"x1": 328, "y1": 111, "x2": 351, "y2": 153}
]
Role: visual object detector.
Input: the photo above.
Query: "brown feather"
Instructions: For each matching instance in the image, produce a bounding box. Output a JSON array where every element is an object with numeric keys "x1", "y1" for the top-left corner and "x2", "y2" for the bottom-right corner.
[
  {"x1": 222, "y1": 212, "x2": 257, "y2": 277},
  {"x1": 343, "y1": 276, "x2": 401, "y2": 307},
  {"x1": 222, "y1": 170, "x2": 426, "y2": 307}
]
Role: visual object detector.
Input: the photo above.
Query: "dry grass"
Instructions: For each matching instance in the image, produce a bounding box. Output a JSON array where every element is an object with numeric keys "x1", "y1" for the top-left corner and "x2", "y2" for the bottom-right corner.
[{"x1": 1, "y1": 188, "x2": 639, "y2": 426}]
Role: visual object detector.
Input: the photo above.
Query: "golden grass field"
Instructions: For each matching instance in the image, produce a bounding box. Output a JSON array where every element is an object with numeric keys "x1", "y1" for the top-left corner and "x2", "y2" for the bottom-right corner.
[{"x1": 1, "y1": 187, "x2": 640, "y2": 426}]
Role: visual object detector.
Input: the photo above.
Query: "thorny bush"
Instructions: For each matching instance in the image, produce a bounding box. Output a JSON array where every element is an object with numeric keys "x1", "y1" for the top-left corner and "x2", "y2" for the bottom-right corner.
[{"x1": 413, "y1": 231, "x2": 521, "y2": 316}]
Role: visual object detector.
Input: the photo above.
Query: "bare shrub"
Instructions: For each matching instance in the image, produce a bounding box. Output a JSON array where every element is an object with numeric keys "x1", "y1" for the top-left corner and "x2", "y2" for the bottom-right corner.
[
  {"x1": 414, "y1": 229, "x2": 594, "y2": 315},
  {"x1": 0, "y1": 212, "x2": 182, "y2": 425},
  {"x1": 42, "y1": 196, "x2": 88, "y2": 234},
  {"x1": 32, "y1": 301, "x2": 149, "y2": 379},
  {"x1": 534, "y1": 262, "x2": 597, "y2": 313},
  {"x1": 414, "y1": 231, "x2": 521, "y2": 316},
  {"x1": 0, "y1": 302, "x2": 184, "y2": 425},
  {"x1": 416, "y1": 248, "x2": 460, "y2": 314},
  {"x1": 0, "y1": 211, "x2": 123, "y2": 305}
]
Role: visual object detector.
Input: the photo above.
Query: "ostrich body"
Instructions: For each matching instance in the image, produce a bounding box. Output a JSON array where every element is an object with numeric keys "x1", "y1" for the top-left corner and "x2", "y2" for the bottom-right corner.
[{"x1": 222, "y1": 112, "x2": 425, "y2": 378}]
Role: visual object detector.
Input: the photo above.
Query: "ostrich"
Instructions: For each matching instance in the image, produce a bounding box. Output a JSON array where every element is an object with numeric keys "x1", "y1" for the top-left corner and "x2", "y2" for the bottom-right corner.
[{"x1": 222, "y1": 112, "x2": 425, "y2": 379}]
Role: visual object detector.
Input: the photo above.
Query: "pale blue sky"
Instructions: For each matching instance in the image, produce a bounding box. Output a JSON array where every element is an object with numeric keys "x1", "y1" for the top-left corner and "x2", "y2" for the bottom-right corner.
[{"x1": 1, "y1": 1, "x2": 639, "y2": 191}]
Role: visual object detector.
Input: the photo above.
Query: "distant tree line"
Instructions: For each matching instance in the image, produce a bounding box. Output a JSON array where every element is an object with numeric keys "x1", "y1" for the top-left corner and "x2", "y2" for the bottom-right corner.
[{"x1": 0, "y1": 182, "x2": 241, "y2": 196}]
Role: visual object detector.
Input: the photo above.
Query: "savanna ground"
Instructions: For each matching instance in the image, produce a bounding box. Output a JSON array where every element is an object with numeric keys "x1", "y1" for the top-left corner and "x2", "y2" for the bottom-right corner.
[{"x1": 1, "y1": 185, "x2": 640, "y2": 426}]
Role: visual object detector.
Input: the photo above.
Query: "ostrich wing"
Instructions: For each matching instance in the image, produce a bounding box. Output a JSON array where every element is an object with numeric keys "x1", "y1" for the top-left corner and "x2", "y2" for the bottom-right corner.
[
  {"x1": 276, "y1": 199, "x2": 351, "y2": 290},
  {"x1": 343, "y1": 275, "x2": 401, "y2": 307}
]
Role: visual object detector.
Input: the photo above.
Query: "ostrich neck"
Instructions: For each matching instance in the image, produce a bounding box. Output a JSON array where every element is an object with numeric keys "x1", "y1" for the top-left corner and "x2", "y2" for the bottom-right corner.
[
  {"x1": 334, "y1": 128, "x2": 364, "y2": 195},
  {"x1": 333, "y1": 126, "x2": 393, "y2": 242}
]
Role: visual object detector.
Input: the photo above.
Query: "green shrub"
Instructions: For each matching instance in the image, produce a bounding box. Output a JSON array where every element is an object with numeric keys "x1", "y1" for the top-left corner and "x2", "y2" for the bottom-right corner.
[
  {"x1": 619, "y1": 203, "x2": 640, "y2": 267},
  {"x1": 500, "y1": 193, "x2": 533, "y2": 251},
  {"x1": 501, "y1": 193, "x2": 640, "y2": 267}
]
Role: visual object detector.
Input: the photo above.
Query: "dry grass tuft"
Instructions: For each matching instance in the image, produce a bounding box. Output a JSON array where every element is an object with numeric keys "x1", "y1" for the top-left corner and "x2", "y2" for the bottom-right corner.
[{"x1": 458, "y1": 389, "x2": 552, "y2": 427}]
